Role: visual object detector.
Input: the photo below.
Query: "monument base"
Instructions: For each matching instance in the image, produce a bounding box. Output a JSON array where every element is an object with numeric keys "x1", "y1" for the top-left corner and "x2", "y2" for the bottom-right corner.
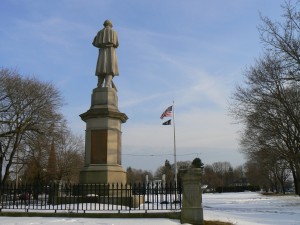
[
  {"x1": 79, "y1": 164, "x2": 127, "y2": 184},
  {"x1": 181, "y1": 207, "x2": 204, "y2": 225}
]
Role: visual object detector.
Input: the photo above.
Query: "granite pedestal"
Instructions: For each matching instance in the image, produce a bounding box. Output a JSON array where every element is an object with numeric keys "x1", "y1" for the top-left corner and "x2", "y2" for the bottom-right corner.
[{"x1": 79, "y1": 87, "x2": 128, "y2": 184}]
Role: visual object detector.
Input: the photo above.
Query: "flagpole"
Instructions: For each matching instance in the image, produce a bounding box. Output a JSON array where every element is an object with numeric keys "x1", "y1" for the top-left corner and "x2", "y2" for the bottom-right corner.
[{"x1": 172, "y1": 100, "x2": 177, "y2": 185}]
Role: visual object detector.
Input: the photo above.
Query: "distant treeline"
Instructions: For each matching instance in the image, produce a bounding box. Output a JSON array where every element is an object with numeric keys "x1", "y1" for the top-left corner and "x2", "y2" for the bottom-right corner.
[{"x1": 215, "y1": 185, "x2": 260, "y2": 193}]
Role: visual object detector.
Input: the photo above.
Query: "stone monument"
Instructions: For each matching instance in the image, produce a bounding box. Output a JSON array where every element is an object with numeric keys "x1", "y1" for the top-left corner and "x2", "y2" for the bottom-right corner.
[
  {"x1": 79, "y1": 20, "x2": 128, "y2": 184},
  {"x1": 180, "y1": 168, "x2": 204, "y2": 225}
]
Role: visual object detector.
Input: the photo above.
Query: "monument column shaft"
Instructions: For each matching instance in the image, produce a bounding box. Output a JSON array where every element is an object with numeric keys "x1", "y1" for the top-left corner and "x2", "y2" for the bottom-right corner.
[
  {"x1": 79, "y1": 87, "x2": 128, "y2": 184},
  {"x1": 85, "y1": 124, "x2": 121, "y2": 165}
]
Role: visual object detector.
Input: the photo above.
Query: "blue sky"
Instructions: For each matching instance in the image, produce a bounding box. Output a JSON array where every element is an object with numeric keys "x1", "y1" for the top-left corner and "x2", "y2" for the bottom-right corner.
[{"x1": 0, "y1": 0, "x2": 284, "y2": 172}]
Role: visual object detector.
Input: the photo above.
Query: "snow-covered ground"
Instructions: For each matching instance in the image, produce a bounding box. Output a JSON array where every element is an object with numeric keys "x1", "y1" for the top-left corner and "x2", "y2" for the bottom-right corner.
[
  {"x1": 0, "y1": 192, "x2": 299, "y2": 224},
  {"x1": 0, "y1": 217, "x2": 183, "y2": 225},
  {"x1": 203, "y1": 192, "x2": 300, "y2": 225}
]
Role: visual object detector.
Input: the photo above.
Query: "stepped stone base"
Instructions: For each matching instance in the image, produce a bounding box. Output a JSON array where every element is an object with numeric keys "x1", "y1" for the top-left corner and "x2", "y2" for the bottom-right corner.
[{"x1": 79, "y1": 164, "x2": 127, "y2": 184}]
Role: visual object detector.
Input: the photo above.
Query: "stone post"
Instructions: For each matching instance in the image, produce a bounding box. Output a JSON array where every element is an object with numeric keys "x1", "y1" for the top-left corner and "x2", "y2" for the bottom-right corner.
[{"x1": 180, "y1": 168, "x2": 204, "y2": 225}]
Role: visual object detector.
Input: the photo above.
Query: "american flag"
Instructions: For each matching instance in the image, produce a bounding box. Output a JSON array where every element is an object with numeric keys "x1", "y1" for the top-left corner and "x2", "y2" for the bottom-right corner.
[{"x1": 160, "y1": 106, "x2": 173, "y2": 119}]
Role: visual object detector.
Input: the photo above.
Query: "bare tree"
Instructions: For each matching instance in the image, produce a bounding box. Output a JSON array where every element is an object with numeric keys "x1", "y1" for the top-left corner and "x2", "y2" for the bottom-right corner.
[
  {"x1": 154, "y1": 160, "x2": 174, "y2": 183},
  {"x1": 55, "y1": 127, "x2": 84, "y2": 183},
  {"x1": 231, "y1": 54, "x2": 300, "y2": 195},
  {"x1": 202, "y1": 162, "x2": 246, "y2": 191},
  {"x1": 126, "y1": 167, "x2": 153, "y2": 184},
  {"x1": 20, "y1": 124, "x2": 84, "y2": 185},
  {"x1": 258, "y1": 1, "x2": 300, "y2": 78},
  {"x1": 230, "y1": 1, "x2": 300, "y2": 195},
  {"x1": 0, "y1": 68, "x2": 63, "y2": 185},
  {"x1": 211, "y1": 161, "x2": 233, "y2": 187},
  {"x1": 20, "y1": 133, "x2": 50, "y2": 185},
  {"x1": 203, "y1": 164, "x2": 222, "y2": 190},
  {"x1": 245, "y1": 160, "x2": 269, "y2": 190},
  {"x1": 245, "y1": 149, "x2": 291, "y2": 193}
]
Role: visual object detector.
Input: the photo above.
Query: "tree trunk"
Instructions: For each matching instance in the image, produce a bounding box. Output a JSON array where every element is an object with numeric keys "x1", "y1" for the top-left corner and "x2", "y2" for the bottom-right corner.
[
  {"x1": 0, "y1": 157, "x2": 3, "y2": 185},
  {"x1": 295, "y1": 168, "x2": 300, "y2": 196},
  {"x1": 291, "y1": 165, "x2": 300, "y2": 195}
]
